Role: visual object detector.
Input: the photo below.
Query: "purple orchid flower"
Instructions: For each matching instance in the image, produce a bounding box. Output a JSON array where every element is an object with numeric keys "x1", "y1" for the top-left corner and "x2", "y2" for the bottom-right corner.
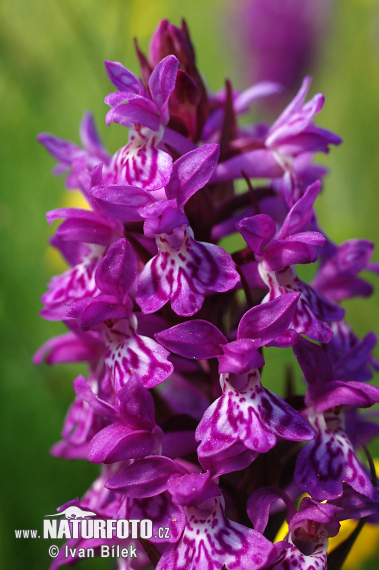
[
  {"x1": 104, "y1": 56, "x2": 179, "y2": 191},
  {"x1": 237, "y1": 181, "x2": 345, "y2": 344},
  {"x1": 35, "y1": 18, "x2": 379, "y2": 570},
  {"x1": 37, "y1": 112, "x2": 111, "y2": 190},
  {"x1": 211, "y1": 78, "x2": 341, "y2": 206}
]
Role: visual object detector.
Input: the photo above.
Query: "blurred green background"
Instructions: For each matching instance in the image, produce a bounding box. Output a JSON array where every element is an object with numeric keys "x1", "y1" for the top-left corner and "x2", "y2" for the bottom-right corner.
[{"x1": 1, "y1": 0, "x2": 379, "y2": 568}]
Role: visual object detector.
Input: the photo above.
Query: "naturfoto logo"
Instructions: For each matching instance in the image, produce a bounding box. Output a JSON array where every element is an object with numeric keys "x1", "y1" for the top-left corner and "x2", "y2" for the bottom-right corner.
[{"x1": 43, "y1": 507, "x2": 154, "y2": 540}]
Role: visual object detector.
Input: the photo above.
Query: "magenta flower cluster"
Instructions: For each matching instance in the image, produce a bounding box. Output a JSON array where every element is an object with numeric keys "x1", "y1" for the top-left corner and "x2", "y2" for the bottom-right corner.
[{"x1": 35, "y1": 19, "x2": 379, "y2": 570}]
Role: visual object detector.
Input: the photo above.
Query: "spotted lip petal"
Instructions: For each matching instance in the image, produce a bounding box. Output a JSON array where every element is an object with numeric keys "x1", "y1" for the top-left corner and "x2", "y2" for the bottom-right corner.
[
  {"x1": 294, "y1": 411, "x2": 375, "y2": 501},
  {"x1": 155, "y1": 497, "x2": 276, "y2": 570},
  {"x1": 106, "y1": 125, "x2": 173, "y2": 191},
  {"x1": 104, "y1": 319, "x2": 174, "y2": 391},
  {"x1": 136, "y1": 226, "x2": 240, "y2": 317},
  {"x1": 196, "y1": 370, "x2": 314, "y2": 476},
  {"x1": 41, "y1": 246, "x2": 104, "y2": 321}
]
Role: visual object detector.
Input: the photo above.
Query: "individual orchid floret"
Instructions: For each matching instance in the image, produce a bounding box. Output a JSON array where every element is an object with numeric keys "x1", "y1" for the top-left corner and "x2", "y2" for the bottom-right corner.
[
  {"x1": 155, "y1": 291, "x2": 301, "y2": 364},
  {"x1": 51, "y1": 381, "x2": 103, "y2": 460},
  {"x1": 265, "y1": 77, "x2": 342, "y2": 156},
  {"x1": 326, "y1": 321, "x2": 379, "y2": 383},
  {"x1": 88, "y1": 375, "x2": 164, "y2": 464},
  {"x1": 269, "y1": 497, "x2": 341, "y2": 570},
  {"x1": 50, "y1": 366, "x2": 114, "y2": 460},
  {"x1": 292, "y1": 334, "x2": 379, "y2": 501},
  {"x1": 136, "y1": 225, "x2": 240, "y2": 317},
  {"x1": 237, "y1": 182, "x2": 345, "y2": 344},
  {"x1": 41, "y1": 244, "x2": 106, "y2": 321},
  {"x1": 155, "y1": 496, "x2": 278, "y2": 570},
  {"x1": 37, "y1": 112, "x2": 111, "y2": 190},
  {"x1": 105, "y1": 55, "x2": 179, "y2": 131},
  {"x1": 104, "y1": 55, "x2": 179, "y2": 190},
  {"x1": 41, "y1": 216, "x2": 128, "y2": 321},
  {"x1": 108, "y1": 458, "x2": 278, "y2": 570},
  {"x1": 103, "y1": 317, "x2": 174, "y2": 391},
  {"x1": 211, "y1": 78, "x2": 341, "y2": 205},
  {"x1": 313, "y1": 238, "x2": 379, "y2": 302},
  {"x1": 133, "y1": 144, "x2": 238, "y2": 317},
  {"x1": 195, "y1": 367, "x2": 314, "y2": 477},
  {"x1": 69, "y1": 301, "x2": 174, "y2": 391},
  {"x1": 294, "y1": 407, "x2": 376, "y2": 502}
]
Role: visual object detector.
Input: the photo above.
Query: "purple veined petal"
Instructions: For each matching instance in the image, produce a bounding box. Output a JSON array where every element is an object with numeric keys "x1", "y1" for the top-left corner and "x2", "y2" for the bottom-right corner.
[
  {"x1": 79, "y1": 112, "x2": 110, "y2": 164},
  {"x1": 40, "y1": 246, "x2": 104, "y2": 321},
  {"x1": 333, "y1": 330, "x2": 378, "y2": 382},
  {"x1": 136, "y1": 227, "x2": 240, "y2": 317},
  {"x1": 277, "y1": 131, "x2": 338, "y2": 155},
  {"x1": 294, "y1": 411, "x2": 374, "y2": 501},
  {"x1": 276, "y1": 180, "x2": 321, "y2": 239},
  {"x1": 90, "y1": 183, "x2": 155, "y2": 222},
  {"x1": 218, "y1": 339, "x2": 265, "y2": 374},
  {"x1": 247, "y1": 487, "x2": 296, "y2": 535},
  {"x1": 104, "y1": 90, "x2": 145, "y2": 111},
  {"x1": 196, "y1": 370, "x2": 313, "y2": 476},
  {"x1": 313, "y1": 239, "x2": 375, "y2": 297},
  {"x1": 316, "y1": 276, "x2": 373, "y2": 302},
  {"x1": 149, "y1": 55, "x2": 179, "y2": 125},
  {"x1": 268, "y1": 76, "x2": 312, "y2": 134},
  {"x1": 286, "y1": 230, "x2": 325, "y2": 246},
  {"x1": 234, "y1": 81, "x2": 283, "y2": 113},
  {"x1": 33, "y1": 332, "x2": 103, "y2": 365},
  {"x1": 37, "y1": 133, "x2": 84, "y2": 164},
  {"x1": 54, "y1": 218, "x2": 117, "y2": 246},
  {"x1": 237, "y1": 214, "x2": 277, "y2": 256},
  {"x1": 301, "y1": 281, "x2": 345, "y2": 323},
  {"x1": 264, "y1": 240, "x2": 320, "y2": 270},
  {"x1": 196, "y1": 390, "x2": 261, "y2": 476},
  {"x1": 88, "y1": 423, "x2": 162, "y2": 463},
  {"x1": 104, "y1": 60, "x2": 146, "y2": 95},
  {"x1": 155, "y1": 320, "x2": 227, "y2": 360},
  {"x1": 155, "y1": 497, "x2": 276, "y2": 570},
  {"x1": 237, "y1": 292, "x2": 300, "y2": 344},
  {"x1": 46, "y1": 208, "x2": 119, "y2": 245},
  {"x1": 211, "y1": 148, "x2": 283, "y2": 184},
  {"x1": 50, "y1": 234, "x2": 90, "y2": 267},
  {"x1": 117, "y1": 375, "x2": 157, "y2": 429},
  {"x1": 139, "y1": 199, "x2": 189, "y2": 238},
  {"x1": 104, "y1": 319, "x2": 174, "y2": 391},
  {"x1": 107, "y1": 126, "x2": 173, "y2": 191},
  {"x1": 95, "y1": 238, "x2": 138, "y2": 298},
  {"x1": 68, "y1": 295, "x2": 131, "y2": 330},
  {"x1": 266, "y1": 93, "x2": 325, "y2": 148},
  {"x1": 290, "y1": 497, "x2": 342, "y2": 533},
  {"x1": 73, "y1": 375, "x2": 117, "y2": 418},
  {"x1": 105, "y1": 456, "x2": 186, "y2": 497},
  {"x1": 257, "y1": 266, "x2": 342, "y2": 344},
  {"x1": 311, "y1": 380, "x2": 379, "y2": 414},
  {"x1": 165, "y1": 144, "x2": 220, "y2": 207},
  {"x1": 269, "y1": 499, "x2": 341, "y2": 570},
  {"x1": 167, "y1": 472, "x2": 221, "y2": 507},
  {"x1": 107, "y1": 98, "x2": 161, "y2": 131},
  {"x1": 162, "y1": 127, "x2": 198, "y2": 154}
]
